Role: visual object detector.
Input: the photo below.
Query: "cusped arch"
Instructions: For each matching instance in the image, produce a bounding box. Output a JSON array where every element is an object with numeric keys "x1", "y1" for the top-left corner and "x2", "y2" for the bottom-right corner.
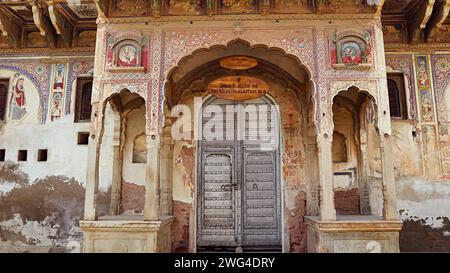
[
  {"x1": 331, "y1": 84, "x2": 380, "y2": 133},
  {"x1": 162, "y1": 39, "x2": 316, "y2": 124}
]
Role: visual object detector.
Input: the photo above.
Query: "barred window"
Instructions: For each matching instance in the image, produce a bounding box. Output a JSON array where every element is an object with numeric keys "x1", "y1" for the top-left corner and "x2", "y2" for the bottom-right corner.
[
  {"x1": 0, "y1": 80, "x2": 8, "y2": 121},
  {"x1": 387, "y1": 73, "x2": 407, "y2": 119}
]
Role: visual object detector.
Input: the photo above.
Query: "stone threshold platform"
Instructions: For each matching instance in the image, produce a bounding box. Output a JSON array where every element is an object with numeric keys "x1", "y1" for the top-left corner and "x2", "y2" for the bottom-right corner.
[
  {"x1": 80, "y1": 216, "x2": 174, "y2": 253},
  {"x1": 305, "y1": 215, "x2": 403, "y2": 253}
]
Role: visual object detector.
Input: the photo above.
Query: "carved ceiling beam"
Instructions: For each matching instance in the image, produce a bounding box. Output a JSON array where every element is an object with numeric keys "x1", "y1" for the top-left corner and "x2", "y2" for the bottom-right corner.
[
  {"x1": 0, "y1": 7, "x2": 22, "y2": 48},
  {"x1": 28, "y1": 0, "x2": 57, "y2": 47},
  {"x1": 47, "y1": 0, "x2": 73, "y2": 47},
  {"x1": 407, "y1": 0, "x2": 436, "y2": 44},
  {"x1": 425, "y1": 0, "x2": 450, "y2": 41}
]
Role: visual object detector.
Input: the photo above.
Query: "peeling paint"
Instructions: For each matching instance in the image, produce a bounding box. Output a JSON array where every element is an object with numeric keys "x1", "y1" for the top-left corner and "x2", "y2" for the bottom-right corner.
[
  {"x1": 0, "y1": 170, "x2": 110, "y2": 252},
  {"x1": 286, "y1": 191, "x2": 307, "y2": 253}
]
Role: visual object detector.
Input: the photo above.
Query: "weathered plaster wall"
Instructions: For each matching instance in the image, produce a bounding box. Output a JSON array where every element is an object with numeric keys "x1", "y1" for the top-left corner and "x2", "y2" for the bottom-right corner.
[
  {"x1": 397, "y1": 178, "x2": 450, "y2": 252},
  {"x1": 384, "y1": 53, "x2": 450, "y2": 252},
  {"x1": 0, "y1": 163, "x2": 110, "y2": 253},
  {"x1": 0, "y1": 58, "x2": 96, "y2": 252}
]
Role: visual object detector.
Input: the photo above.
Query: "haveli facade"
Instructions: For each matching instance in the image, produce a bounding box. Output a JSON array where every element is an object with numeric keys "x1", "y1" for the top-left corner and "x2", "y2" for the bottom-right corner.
[{"x1": 0, "y1": 0, "x2": 449, "y2": 253}]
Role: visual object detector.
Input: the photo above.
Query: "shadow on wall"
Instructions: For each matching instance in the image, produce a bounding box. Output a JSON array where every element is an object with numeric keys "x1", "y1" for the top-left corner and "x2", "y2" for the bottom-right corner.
[{"x1": 0, "y1": 162, "x2": 110, "y2": 253}]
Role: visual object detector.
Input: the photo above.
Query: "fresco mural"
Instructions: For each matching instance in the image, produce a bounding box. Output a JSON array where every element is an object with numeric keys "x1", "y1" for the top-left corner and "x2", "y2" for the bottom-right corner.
[
  {"x1": 416, "y1": 56, "x2": 436, "y2": 122},
  {"x1": 50, "y1": 64, "x2": 66, "y2": 121},
  {"x1": 9, "y1": 74, "x2": 27, "y2": 120},
  {"x1": 330, "y1": 30, "x2": 373, "y2": 68}
]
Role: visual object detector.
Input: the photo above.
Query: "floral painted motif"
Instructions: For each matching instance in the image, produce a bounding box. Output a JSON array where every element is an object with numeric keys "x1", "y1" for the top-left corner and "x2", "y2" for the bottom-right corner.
[{"x1": 431, "y1": 55, "x2": 450, "y2": 105}]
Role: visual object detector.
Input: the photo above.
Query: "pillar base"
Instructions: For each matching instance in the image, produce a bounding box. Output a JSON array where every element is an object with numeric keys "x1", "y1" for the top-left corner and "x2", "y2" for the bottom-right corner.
[
  {"x1": 305, "y1": 215, "x2": 403, "y2": 253},
  {"x1": 80, "y1": 216, "x2": 173, "y2": 253}
]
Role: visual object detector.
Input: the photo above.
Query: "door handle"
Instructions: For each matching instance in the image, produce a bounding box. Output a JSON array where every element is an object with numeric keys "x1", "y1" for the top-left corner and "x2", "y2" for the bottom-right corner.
[{"x1": 221, "y1": 184, "x2": 238, "y2": 191}]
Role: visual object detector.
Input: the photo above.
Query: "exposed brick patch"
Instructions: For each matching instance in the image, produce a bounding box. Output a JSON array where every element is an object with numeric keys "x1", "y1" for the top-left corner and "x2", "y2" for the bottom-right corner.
[
  {"x1": 334, "y1": 188, "x2": 360, "y2": 215},
  {"x1": 172, "y1": 200, "x2": 191, "y2": 253},
  {"x1": 120, "y1": 181, "x2": 145, "y2": 213},
  {"x1": 400, "y1": 217, "x2": 450, "y2": 252},
  {"x1": 286, "y1": 191, "x2": 307, "y2": 253}
]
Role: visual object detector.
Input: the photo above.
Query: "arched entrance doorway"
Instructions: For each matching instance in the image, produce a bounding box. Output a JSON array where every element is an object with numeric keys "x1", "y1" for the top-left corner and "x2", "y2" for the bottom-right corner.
[
  {"x1": 197, "y1": 95, "x2": 281, "y2": 251},
  {"x1": 163, "y1": 40, "x2": 317, "y2": 253}
]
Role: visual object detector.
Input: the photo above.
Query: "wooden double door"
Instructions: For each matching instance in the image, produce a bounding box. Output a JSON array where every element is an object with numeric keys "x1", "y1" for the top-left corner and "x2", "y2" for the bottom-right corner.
[{"x1": 197, "y1": 97, "x2": 282, "y2": 251}]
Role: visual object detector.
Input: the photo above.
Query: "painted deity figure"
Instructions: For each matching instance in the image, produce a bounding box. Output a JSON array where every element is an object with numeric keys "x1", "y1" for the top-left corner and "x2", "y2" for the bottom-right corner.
[
  {"x1": 341, "y1": 42, "x2": 363, "y2": 65},
  {"x1": 118, "y1": 45, "x2": 137, "y2": 66},
  {"x1": 9, "y1": 75, "x2": 27, "y2": 120}
]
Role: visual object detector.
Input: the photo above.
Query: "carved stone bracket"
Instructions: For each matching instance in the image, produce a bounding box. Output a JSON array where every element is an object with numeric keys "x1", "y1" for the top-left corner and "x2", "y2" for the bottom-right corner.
[
  {"x1": 425, "y1": 0, "x2": 450, "y2": 42},
  {"x1": 47, "y1": 1, "x2": 74, "y2": 47},
  {"x1": 0, "y1": 9, "x2": 21, "y2": 47},
  {"x1": 408, "y1": 0, "x2": 436, "y2": 44}
]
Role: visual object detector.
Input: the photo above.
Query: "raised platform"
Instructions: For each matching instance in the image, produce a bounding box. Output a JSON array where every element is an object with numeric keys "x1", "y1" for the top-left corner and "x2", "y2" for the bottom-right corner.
[
  {"x1": 305, "y1": 215, "x2": 403, "y2": 253},
  {"x1": 80, "y1": 216, "x2": 174, "y2": 253}
]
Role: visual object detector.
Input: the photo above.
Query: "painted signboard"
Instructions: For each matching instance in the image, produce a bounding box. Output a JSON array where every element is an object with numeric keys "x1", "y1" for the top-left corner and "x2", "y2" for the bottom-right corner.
[
  {"x1": 219, "y1": 56, "x2": 258, "y2": 70},
  {"x1": 207, "y1": 76, "x2": 269, "y2": 101}
]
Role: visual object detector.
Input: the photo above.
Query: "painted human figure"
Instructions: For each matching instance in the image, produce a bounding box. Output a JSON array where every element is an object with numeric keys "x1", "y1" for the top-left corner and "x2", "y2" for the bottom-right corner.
[
  {"x1": 418, "y1": 59, "x2": 430, "y2": 87},
  {"x1": 54, "y1": 64, "x2": 64, "y2": 90},
  {"x1": 9, "y1": 76, "x2": 27, "y2": 120},
  {"x1": 51, "y1": 92, "x2": 62, "y2": 121},
  {"x1": 421, "y1": 91, "x2": 433, "y2": 121}
]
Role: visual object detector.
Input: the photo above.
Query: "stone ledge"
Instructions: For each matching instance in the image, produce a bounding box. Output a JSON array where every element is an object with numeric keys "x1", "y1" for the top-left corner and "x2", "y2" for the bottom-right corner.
[
  {"x1": 80, "y1": 216, "x2": 174, "y2": 233},
  {"x1": 106, "y1": 66, "x2": 145, "y2": 73},
  {"x1": 305, "y1": 216, "x2": 403, "y2": 233}
]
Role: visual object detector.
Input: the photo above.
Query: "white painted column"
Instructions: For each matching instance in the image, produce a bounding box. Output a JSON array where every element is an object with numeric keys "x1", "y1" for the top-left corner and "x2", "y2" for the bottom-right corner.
[
  {"x1": 109, "y1": 113, "x2": 123, "y2": 215},
  {"x1": 374, "y1": 20, "x2": 399, "y2": 221},
  {"x1": 83, "y1": 102, "x2": 103, "y2": 220},
  {"x1": 83, "y1": 19, "x2": 107, "y2": 221},
  {"x1": 317, "y1": 133, "x2": 337, "y2": 221},
  {"x1": 380, "y1": 135, "x2": 398, "y2": 220},
  {"x1": 144, "y1": 134, "x2": 161, "y2": 221},
  {"x1": 160, "y1": 125, "x2": 174, "y2": 216}
]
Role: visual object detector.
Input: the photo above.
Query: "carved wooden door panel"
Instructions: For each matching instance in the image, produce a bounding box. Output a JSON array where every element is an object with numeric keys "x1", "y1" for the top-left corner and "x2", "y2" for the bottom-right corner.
[
  {"x1": 242, "y1": 148, "x2": 281, "y2": 247},
  {"x1": 197, "y1": 97, "x2": 281, "y2": 250}
]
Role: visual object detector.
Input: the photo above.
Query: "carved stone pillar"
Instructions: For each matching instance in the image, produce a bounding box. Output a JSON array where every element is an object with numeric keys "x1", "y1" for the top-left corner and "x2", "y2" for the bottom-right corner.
[
  {"x1": 306, "y1": 126, "x2": 319, "y2": 216},
  {"x1": 144, "y1": 134, "x2": 161, "y2": 221},
  {"x1": 109, "y1": 113, "x2": 124, "y2": 215},
  {"x1": 160, "y1": 124, "x2": 174, "y2": 216},
  {"x1": 358, "y1": 121, "x2": 371, "y2": 215},
  {"x1": 316, "y1": 133, "x2": 336, "y2": 221}
]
